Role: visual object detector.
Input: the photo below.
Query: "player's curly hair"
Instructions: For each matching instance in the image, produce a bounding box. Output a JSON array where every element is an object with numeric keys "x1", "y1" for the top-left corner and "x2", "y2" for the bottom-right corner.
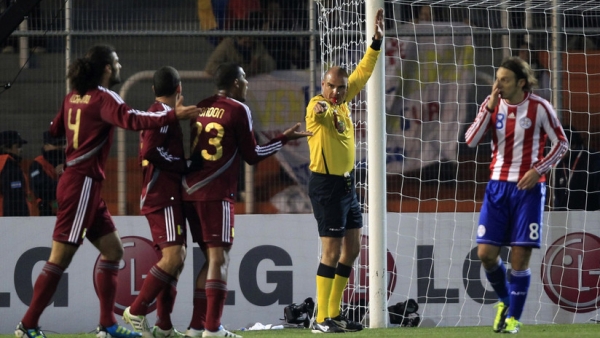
[
  {"x1": 67, "y1": 44, "x2": 116, "y2": 95},
  {"x1": 500, "y1": 56, "x2": 538, "y2": 92}
]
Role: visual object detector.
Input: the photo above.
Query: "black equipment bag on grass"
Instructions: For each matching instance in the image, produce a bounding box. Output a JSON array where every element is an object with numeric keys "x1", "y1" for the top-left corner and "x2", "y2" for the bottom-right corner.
[
  {"x1": 388, "y1": 298, "x2": 420, "y2": 327},
  {"x1": 283, "y1": 297, "x2": 315, "y2": 328}
]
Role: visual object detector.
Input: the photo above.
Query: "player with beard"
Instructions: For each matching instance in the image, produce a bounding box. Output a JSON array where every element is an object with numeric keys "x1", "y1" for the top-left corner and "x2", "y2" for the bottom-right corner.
[
  {"x1": 15, "y1": 45, "x2": 201, "y2": 338},
  {"x1": 182, "y1": 62, "x2": 311, "y2": 338},
  {"x1": 465, "y1": 56, "x2": 568, "y2": 333},
  {"x1": 29, "y1": 131, "x2": 66, "y2": 216}
]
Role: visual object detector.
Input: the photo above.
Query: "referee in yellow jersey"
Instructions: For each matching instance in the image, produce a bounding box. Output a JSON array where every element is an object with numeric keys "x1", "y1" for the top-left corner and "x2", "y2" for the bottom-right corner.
[{"x1": 306, "y1": 8, "x2": 384, "y2": 334}]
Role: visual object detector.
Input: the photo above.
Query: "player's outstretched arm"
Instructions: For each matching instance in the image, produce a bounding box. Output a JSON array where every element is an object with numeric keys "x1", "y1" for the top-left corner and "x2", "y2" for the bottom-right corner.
[
  {"x1": 175, "y1": 95, "x2": 201, "y2": 120},
  {"x1": 283, "y1": 122, "x2": 313, "y2": 141}
]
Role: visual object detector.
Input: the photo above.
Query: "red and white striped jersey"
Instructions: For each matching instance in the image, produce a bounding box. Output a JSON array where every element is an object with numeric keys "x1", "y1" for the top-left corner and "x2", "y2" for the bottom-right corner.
[{"x1": 465, "y1": 92, "x2": 568, "y2": 182}]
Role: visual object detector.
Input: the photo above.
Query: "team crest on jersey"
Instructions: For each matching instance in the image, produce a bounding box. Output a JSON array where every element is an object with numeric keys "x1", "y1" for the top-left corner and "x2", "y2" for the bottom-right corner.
[
  {"x1": 519, "y1": 117, "x2": 532, "y2": 129},
  {"x1": 477, "y1": 224, "x2": 486, "y2": 237}
]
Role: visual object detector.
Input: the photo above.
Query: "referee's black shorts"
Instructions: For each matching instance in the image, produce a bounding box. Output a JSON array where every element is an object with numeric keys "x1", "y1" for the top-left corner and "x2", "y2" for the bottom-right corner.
[{"x1": 308, "y1": 171, "x2": 363, "y2": 238}]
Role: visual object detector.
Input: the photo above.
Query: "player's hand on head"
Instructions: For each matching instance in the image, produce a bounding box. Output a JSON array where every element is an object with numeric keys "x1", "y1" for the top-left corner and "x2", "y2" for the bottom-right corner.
[
  {"x1": 374, "y1": 8, "x2": 384, "y2": 40},
  {"x1": 283, "y1": 122, "x2": 313, "y2": 140}
]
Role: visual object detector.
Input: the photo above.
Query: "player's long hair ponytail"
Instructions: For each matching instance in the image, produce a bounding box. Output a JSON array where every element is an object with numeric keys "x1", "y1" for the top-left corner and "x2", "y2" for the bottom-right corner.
[{"x1": 67, "y1": 45, "x2": 115, "y2": 95}]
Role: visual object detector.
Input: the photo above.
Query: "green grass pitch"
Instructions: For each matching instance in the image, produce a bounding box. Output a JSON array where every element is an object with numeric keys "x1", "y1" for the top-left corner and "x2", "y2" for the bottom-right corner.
[{"x1": 3, "y1": 324, "x2": 600, "y2": 337}]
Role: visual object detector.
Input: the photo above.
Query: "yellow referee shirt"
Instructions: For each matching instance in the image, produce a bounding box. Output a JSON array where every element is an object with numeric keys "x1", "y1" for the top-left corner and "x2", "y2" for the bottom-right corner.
[{"x1": 306, "y1": 46, "x2": 381, "y2": 176}]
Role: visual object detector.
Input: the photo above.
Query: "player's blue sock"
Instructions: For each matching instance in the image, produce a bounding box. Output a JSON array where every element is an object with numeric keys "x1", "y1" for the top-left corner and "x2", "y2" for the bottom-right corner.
[
  {"x1": 485, "y1": 258, "x2": 510, "y2": 306},
  {"x1": 508, "y1": 268, "x2": 530, "y2": 320}
]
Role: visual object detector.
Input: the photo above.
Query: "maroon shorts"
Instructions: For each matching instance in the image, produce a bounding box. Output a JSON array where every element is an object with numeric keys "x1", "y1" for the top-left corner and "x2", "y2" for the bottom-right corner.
[
  {"x1": 144, "y1": 204, "x2": 187, "y2": 250},
  {"x1": 185, "y1": 200, "x2": 234, "y2": 248},
  {"x1": 54, "y1": 172, "x2": 116, "y2": 245}
]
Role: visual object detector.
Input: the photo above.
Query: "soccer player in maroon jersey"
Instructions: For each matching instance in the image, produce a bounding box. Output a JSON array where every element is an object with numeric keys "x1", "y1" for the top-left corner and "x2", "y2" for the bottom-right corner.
[
  {"x1": 15, "y1": 45, "x2": 201, "y2": 338},
  {"x1": 182, "y1": 62, "x2": 311, "y2": 338},
  {"x1": 465, "y1": 56, "x2": 568, "y2": 334},
  {"x1": 122, "y1": 66, "x2": 189, "y2": 338}
]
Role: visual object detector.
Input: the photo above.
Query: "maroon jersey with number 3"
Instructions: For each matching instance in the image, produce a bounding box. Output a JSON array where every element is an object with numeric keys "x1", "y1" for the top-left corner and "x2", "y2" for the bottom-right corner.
[
  {"x1": 50, "y1": 86, "x2": 177, "y2": 181},
  {"x1": 183, "y1": 95, "x2": 287, "y2": 202},
  {"x1": 139, "y1": 101, "x2": 186, "y2": 214}
]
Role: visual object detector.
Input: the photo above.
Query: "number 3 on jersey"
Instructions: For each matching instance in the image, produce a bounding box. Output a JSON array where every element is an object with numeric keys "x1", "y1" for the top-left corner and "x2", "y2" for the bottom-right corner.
[
  {"x1": 68, "y1": 108, "x2": 81, "y2": 149},
  {"x1": 191, "y1": 121, "x2": 225, "y2": 161}
]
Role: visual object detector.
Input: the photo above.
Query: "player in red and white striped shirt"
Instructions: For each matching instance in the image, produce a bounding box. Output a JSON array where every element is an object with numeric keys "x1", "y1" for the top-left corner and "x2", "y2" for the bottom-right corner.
[{"x1": 465, "y1": 56, "x2": 568, "y2": 333}]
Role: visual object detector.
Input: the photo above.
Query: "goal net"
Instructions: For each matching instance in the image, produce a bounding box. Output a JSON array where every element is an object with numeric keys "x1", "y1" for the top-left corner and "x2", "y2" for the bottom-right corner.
[{"x1": 315, "y1": 0, "x2": 600, "y2": 327}]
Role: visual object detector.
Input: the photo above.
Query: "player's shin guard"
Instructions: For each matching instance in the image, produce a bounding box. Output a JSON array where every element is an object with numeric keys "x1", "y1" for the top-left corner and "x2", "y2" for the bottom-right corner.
[
  {"x1": 21, "y1": 262, "x2": 65, "y2": 329},
  {"x1": 316, "y1": 263, "x2": 336, "y2": 322},
  {"x1": 328, "y1": 263, "x2": 352, "y2": 319},
  {"x1": 95, "y1": 260, "x2": 120, "y2": 327},
  {"x1": 508, "y1": 269, "x2": 531, "y2": 320},
  {"x1": 188, "y1": 288, "x2": 207, "y2": 331},
  {"x1": 485, "y1": 258, "x2": 510, "y2": 306}
]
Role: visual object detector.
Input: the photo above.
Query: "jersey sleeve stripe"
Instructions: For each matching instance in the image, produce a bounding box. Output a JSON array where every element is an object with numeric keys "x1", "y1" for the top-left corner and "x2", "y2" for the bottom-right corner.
[
  {"x1": 126, "y1": 108, "x2": 170, "y2": 117},
  {"x1": 239, "y1": 100, "x2": 254, "y2": 132},
  {"x1": 465, "y1": 96, "x2": 492, "y2": 146},
  {"x1": 532, "y1": 99, "x2": 568, "y2": 174},
  {"x1": 256, "y1": 142, "x2": 282, "y2": 156},
  {"x1": 100, "y1": 86, "x2": 125, "y2": 104},
  {"x1": 102, "y1": 87, "x2": 171, "y2": 117}
]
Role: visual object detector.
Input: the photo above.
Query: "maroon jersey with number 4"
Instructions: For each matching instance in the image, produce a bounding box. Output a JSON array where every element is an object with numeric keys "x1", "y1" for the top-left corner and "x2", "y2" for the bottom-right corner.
[
  {"x1": 183, "y1": 95, "x2": 287, "y2": 202},
  {"x1": 50, "y1": 86, "x2": 177, "y2": 181},
  {"x1": 139, "y1": 101, "x2": 187, "y2": 214}
]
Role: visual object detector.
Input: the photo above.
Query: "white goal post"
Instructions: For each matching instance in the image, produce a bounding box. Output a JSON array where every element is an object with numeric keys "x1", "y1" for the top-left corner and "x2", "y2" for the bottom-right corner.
[{"x1": 365, "y1": 0, "x2": 388, "y2": 329}]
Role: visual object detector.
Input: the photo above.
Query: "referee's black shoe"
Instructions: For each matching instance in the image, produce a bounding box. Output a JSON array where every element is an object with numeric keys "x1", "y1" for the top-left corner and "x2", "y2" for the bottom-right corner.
[
  {"x1": 311, "y1": 318, "x2": 346, "y2": 334},
  {"x1": 330, "y1": 314, "x2": 364, "y2": 332}
]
